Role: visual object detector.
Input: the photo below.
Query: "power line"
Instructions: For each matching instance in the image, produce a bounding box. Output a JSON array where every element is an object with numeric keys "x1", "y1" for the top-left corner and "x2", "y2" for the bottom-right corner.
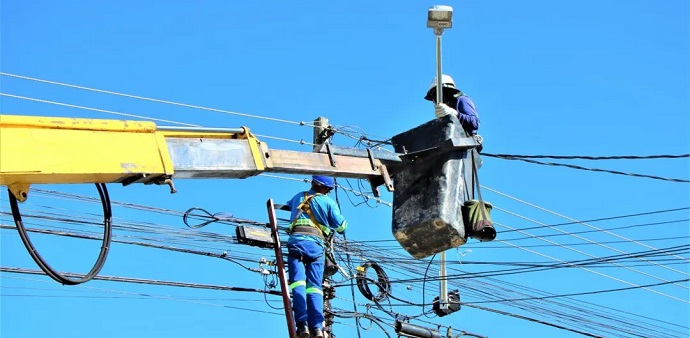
[
  {"x1": 465, "y1": 278, "x2": 690, "y2": 305},
  {"x1": 503, "y1": 219, "x2": 689, "y2": 242},
  {"x1": 0, "y1": 93, "x2": 315, "y2": 147},
  {"x1": 0, "y1": 266, "x2": 281, "y2": 296},
  {"x1": 487, "y1": 223, "x2": 690, "y2": 303},
  {"x1": 474, "y1": 235, "x2": 690, "y2": 249},
  {"x1": 0, "y1": 224, "x2": 263, "y2": 272},
  {"x1": 501, "y1": 207, "x2": 689, "y2": 233},
  {"x1": 483, "y1": 185, "x2": 690, "y2": 264},
  {"x1": 260, "y1": 173, "x2": 392, "y2": 207},
  {"x1": 0, "y1": 92, "x2": 198, "y2": 126},
  {"x1": 483, "y1": 153, "x2": 690, "y2": 160},
  {"x1": 482, "y1": 155, "x2": 689, "y2": 183},
  {"x1": 1, "y1": 274, "x2": 284, "y2": 316},
  {"x1": 461, "y1": 304, "x2": 603, "y2": 338},
  {"x1": 340, "y1": 239, "x2": 687, "y2": 337},
  {"x1": 0, "y1": 72, "x2": 313, "y2": 127},
  {"x1": 492, "y1": 206, "x2": 690, "y2": 283}
]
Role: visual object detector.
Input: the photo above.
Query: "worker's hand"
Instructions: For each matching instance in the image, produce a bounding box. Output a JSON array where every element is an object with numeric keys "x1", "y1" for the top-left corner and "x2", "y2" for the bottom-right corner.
[{"x1": 434, "y1": 103, "x2": 455, "y2": 119}]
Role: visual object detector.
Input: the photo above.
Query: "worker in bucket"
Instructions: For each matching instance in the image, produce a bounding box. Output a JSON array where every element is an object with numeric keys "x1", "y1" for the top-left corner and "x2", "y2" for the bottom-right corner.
[
  {"x1": 286, "y1": 175, "x2": 347, "y2": 338},
  {"x1": 425, "y1": 74, "x2": 480, "y2": 138}
]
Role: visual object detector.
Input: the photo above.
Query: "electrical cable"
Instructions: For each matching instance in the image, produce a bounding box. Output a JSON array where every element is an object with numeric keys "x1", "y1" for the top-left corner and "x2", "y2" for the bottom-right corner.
[
  {"x1": 482, "y1": 153, "x2": 690, "y2": 160},
  {"x1": 0, "y1": 92, "x2": 198, "y2": 126},
  {"x1": 341, "y1": 240, "x2": 688, "y2": 337},
  {"x1": 503, "y1": 218, "x2": 689, "y2": 242},
  {"x1": 0, "y1": 224, "x2": 267, "y2": 272},
  {"x1": 421, "y1": 254, "x2": 437, "y2": 318},
  {"x1": 330, "y1": 310, "x2": 394, "y2": 338},
  {"x1": 7, "y1": 184, "x2": 112, "y2": 285},
  {"x1": 483, "y1": 185, "x2": 690, "y2": 264},
  {"x1": 340, "y1": 239, "x2": 687, "y2": 336},
  {"x1": 501, "y1": 207, "x2": 689, "y2": 233},
  {"x1": 2, "y1": 178, "x2": 684, "y2": 334},
  {"x1": 333, "y1": 177, "x2": 363, "y2": 338},
  {"x1": 355, "y1": 262, "x2": 391, "y2": 302},
  {"x1": 491, "y1": 222, "x2": 690, "y2": 303},
  {"x1": 482, "y1": 155, "x2": 689, "y2": 183},
  {"x1": 182, "y1": 207, "x2": 264, "y2": 229},
  {"x1": 464, "y1": 278, "x2": 690, "y2": 305},
  {"x1": 492, "y1": 207, "x2": 690, "y2": 285},
  {"x1": 0, "y1": 94, "x2": 316, "y2": 148},
  {"x1": 0, "y1": 266, "x2": 281, "y2": 295},
  {"x1": 0, "y1": 72, "x2": 314, "y2": 127}
]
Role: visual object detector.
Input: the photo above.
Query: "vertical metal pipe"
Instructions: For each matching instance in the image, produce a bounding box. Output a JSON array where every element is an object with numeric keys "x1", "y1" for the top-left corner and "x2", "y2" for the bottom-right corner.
[
  {"x1": 435, "y1": 34, "x2": 443, "y2": 104},
  {"x1": 436, "y1": 29, "x2": 449, "y2": 311},
  {"x1": 266, "y1": 199, "x2": 297, "y2": 338},
  {"x1": 439, "y1": 251, "x2": 448, "y2": 310}
]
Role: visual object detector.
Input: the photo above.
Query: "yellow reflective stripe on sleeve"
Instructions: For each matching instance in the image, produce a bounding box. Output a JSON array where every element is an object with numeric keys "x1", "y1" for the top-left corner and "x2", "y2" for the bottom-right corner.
[
  {"x1": 305, "y1": 287, "x2": 323, "y2": 295},
  {"x1": 335, "y1": 221, "x2": 347, "y2": 233},
  {"x1": 290, "y1": 281, "x2": 306, "y2": 290},
  {"x1": 319, "y1": 225, "x2": 331, "y2": 236}
]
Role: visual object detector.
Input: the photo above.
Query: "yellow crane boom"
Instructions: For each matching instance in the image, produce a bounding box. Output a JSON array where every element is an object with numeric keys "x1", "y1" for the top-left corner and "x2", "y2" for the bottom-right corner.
[
  {"x1": 0, "y1": 114, "x2": 392, "y2": 202},
  {"x1": 0, "y1": 113, "x2": 490, "y2": 260}
]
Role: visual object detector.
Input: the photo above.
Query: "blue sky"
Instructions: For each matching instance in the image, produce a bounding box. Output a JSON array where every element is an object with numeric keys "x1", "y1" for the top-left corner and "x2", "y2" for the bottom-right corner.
[{"x1": 1, "y1": 1, "x2": 689, "y2": 337}]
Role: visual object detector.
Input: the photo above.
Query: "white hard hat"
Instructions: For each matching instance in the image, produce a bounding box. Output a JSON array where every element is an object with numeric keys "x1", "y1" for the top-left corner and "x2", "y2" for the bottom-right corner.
[{"x1": 424, "y1": 74, "x2": 460, "y2": 101}]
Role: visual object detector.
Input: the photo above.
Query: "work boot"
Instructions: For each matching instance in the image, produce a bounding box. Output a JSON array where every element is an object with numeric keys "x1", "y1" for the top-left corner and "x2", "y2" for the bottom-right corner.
[
  {"x1": 296, "y1": 322, "x2": 309, "y2": 338},
  {"x1": 310, "y1": 327, "x2": 324, "y2": 338}
]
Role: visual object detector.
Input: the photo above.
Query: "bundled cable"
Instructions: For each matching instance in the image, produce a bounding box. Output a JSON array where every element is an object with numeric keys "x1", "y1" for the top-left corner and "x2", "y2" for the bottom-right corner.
[{"x1": 356, "y1": 262, "x2": 392, "y2": 302}]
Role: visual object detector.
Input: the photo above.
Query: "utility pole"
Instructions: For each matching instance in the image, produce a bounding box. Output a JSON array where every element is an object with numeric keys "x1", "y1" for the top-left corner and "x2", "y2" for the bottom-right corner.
[
  {"x1": 313, "y1": 116, "x2": 330, "y2": 151},
  {"x1": 266, "y1": 199, "x2": 296, "y2": 338},
  {"x1": 323, "y1": 279, "x2": 336, "y2": 338},
  {"x1": 427, "y1": 4, "x2": 454, "y2": 312}
]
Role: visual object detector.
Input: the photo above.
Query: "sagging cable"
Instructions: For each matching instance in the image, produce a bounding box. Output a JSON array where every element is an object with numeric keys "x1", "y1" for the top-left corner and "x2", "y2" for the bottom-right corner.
[{"x1": 7, "y1": 183, "x2": 113, "y2": 285}]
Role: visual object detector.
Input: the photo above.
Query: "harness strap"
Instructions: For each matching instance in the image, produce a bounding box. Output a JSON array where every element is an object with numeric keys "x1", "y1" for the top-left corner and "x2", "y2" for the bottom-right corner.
[{"x1": 289, "y1": 193, "x2": 331, "y2": 237}]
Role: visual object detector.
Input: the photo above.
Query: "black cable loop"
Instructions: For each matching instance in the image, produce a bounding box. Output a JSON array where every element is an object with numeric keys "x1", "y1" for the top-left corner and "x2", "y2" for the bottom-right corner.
[
  {"x1": 8, "y1": 183, "x2": 113, "y2": 285},
  {"x1": 182, "y1": 207, "x2": 218, "y2": 228},
  {"x1": 356, "y1": 262, "x2": 392, "y2": 302}
]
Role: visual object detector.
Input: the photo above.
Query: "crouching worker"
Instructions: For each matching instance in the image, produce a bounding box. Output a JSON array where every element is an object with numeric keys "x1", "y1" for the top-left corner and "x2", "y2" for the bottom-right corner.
[{"x1": 286, "y1": 175, "x2": 347, "y2": 338}]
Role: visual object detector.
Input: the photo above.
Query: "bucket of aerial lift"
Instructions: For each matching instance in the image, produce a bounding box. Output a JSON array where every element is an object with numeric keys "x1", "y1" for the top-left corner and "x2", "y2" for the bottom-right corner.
[{"x1": 390, "y1": 114, "x2": 474, "y2": 259}]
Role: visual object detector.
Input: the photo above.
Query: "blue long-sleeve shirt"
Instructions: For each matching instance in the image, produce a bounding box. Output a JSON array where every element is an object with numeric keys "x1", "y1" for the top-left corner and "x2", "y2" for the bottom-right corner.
[
  {"x1": 456, "y1": 95, "x2": 480, "y2": 135},
  {"x1": 286, "y1": 189, "x2": 347, "y2": 246}
]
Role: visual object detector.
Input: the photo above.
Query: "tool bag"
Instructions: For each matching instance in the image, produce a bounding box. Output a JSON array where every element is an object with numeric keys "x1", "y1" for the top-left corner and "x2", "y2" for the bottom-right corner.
[
  {"x1": 462, "y1": 151, "x2": 496, "y2": 242},
  {"x1": 323, "y1": 232, "x2": 338, "y2": 278}
]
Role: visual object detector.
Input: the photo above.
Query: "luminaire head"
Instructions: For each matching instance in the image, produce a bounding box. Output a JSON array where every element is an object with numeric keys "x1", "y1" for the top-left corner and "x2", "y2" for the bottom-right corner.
[{"x1": 427, "y1": 5, "x2": 453, "y2": 34}]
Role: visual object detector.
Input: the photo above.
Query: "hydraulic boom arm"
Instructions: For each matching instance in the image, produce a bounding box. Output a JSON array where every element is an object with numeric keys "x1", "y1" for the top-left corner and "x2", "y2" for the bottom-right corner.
[{"x1": 0, "y1": 114, "x2": 392, "y2": 202}]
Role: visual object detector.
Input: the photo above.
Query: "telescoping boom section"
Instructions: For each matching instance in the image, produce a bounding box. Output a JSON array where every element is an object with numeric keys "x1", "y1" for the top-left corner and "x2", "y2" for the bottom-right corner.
[
  {"x1": 0, "y1": 114, "x2": 390, "y2": 200},
  {"x1": 0, "y1": 114, "x2": 489, "y2": 258}
]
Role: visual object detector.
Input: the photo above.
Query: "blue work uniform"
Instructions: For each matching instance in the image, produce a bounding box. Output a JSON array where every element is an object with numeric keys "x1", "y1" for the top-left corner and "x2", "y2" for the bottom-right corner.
[
  {"x1": 286, "y1": 189, "x2": 347, "y2": 331},
  {"x1": 456, "y1": 95, "x2": 480, "y2": 136}
]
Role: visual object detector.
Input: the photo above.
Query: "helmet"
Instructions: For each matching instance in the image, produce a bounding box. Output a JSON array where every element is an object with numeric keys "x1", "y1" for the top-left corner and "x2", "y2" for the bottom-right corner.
[
  {"x1": 424, "y1": 74, "x2": 460, "y2": 101},
  {"x1": 312, "y1": 175, "x2": 335, "y2": 188}
]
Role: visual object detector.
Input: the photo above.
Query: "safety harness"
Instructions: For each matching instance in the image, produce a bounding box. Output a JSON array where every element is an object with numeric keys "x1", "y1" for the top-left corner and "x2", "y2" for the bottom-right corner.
[{"x1": 288, "y1": 193, "x2": 332, "y2": 239}]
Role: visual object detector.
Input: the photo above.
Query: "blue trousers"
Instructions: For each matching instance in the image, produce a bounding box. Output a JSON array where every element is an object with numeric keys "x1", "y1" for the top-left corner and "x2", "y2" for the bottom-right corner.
[{"x1": 287, "y1": 237, "x2": 325, "y2": 330}]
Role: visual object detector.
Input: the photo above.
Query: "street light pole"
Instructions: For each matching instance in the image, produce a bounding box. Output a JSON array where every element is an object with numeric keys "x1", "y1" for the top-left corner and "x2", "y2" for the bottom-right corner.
[{"x1": 427, "y1": 4, "x2": 454, "y2": 311}]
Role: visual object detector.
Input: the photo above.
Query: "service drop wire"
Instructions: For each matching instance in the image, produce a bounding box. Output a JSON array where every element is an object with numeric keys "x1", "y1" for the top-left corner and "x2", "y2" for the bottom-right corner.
[{"x1": 333, "y1": 178, "x2": 363, "y2": 338}]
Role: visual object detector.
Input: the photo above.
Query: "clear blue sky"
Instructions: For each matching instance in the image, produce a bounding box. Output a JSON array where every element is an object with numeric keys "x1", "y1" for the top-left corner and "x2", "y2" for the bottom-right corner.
[{"x1": 1, "y1": 1, "x2": 689, "y2": 337}]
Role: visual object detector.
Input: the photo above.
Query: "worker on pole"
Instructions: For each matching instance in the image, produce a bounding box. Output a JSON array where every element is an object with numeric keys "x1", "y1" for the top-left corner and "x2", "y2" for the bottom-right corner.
[
  {"x1": 286, "y1": 175, "x2": 348, "y2": 338},
  {"x1": 425, "y1": 74, "x2": 481, "y2": 138}
]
